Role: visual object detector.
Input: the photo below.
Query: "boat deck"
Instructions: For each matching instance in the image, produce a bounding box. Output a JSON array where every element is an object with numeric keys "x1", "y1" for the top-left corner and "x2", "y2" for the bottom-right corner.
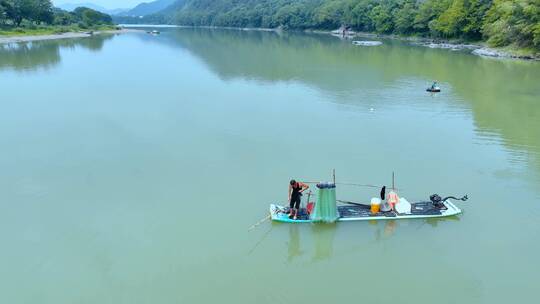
[{"x1": 269, "y1": 200, "x2": 461, "y2": 223}]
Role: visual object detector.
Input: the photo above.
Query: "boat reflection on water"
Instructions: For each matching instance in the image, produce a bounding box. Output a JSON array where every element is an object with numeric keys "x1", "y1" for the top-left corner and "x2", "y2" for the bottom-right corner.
[
  {"x1": 287, "y1": 225, "x2": 303, "y2": 262},
  {"x1": 370, "y1": 220, "x2": 398, "y2": 241},
  {"x1": 282, "y1": 214, "x2": 461, "y2": 262},
  {"x1": 285, "y1": 224, "x2": 337, "y2": 262},
  {"x1": 284, "y1": 223, "x2": 337, "y2": 262},
  {"x1": 422, "y1": 215, "x2": 461, "y2": 228},
  {"x1": 383, "y1": 220, "x2": 397, "y2": 238},
  {"x1": 311, "y1": 224, "x2": 337, "y2": 262}
]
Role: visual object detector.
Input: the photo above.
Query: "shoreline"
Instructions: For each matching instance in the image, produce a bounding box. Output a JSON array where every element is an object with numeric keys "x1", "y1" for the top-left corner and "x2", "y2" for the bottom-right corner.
[
  {"x1": 120, "y1": 24, "x2": 278, "y2": 32},
  {"x1": 320, "y1": 29, "x2": 537, "y2": 60},
  {"x1": 0, "y1": 28, "x2": 141, "y2": 44},
  {"x1": 122, "y1": 24, "x2": 539, "y2": 61},
  {"x1": 4, "y1": 23, "x2": 537, "y2": 61},
  {"x1": 307, "y1": 29, "x2": 539, "y2": 61}
]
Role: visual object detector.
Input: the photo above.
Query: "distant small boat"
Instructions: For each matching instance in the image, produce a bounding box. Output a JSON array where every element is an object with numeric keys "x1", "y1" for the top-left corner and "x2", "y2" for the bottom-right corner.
[
  {"x1": 147, "y1": 30, "x2": 160, "y2": 35},
  {"x1": 426, "y1": 87, "x2": 441, "y2": 92},
  {"x1": 353, "y1": 40, "x2": 382, "y2": 46},
  {"x1": 331, "y1": 28, "x2": 356, "y2": 35},
  {"x1": 331, "y1": 26, "x2": 356, "y2": 39}
]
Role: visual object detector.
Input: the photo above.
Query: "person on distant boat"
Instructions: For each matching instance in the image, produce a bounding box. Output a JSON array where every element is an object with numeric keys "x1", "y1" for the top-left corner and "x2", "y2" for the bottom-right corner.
[
  {"x1": 288, "y1": 180, "x2": 309, "y2": 220},
  {"x1": 431, "y1": 81, "x2": 438, "y2": 90}
]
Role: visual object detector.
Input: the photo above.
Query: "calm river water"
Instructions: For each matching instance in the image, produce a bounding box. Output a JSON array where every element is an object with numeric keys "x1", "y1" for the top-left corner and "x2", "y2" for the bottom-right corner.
[{"x1": 1, "y1": 28, "x2": 540, "y2": 304}]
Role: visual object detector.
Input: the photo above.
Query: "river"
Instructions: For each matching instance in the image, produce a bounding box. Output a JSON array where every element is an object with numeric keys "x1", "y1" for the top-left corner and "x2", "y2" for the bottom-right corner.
[{"x1": 1, "y1": 28, "x2": 540, "y2": 304}]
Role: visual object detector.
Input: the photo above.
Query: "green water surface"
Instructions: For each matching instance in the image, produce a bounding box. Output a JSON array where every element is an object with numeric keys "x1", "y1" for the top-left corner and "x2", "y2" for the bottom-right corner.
[{"x1": 1, "y1": 28, "x2": 540, "y2": 304}]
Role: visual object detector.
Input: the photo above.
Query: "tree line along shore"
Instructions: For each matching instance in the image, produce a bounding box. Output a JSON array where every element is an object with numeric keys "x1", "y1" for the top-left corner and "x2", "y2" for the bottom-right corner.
[
  {"x1": 115, "y1": 0, "x2": 539, "y2": 56},
  {"x1": 0, "y1": 0, "x2": 116, "y2": 36},
  {"x1": 2, "y1": 0, "x2": 538, "y2": 57}
]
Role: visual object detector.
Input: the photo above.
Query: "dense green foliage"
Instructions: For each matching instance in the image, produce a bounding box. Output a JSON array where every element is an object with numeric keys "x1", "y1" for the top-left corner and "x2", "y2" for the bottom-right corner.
[
  {"x1": 0, "y1": 0, "x2": 54, "y2": 26},
  {"x1": 0, "y1": 0, "x2": 112, "y2": 29},
  {"x1": 54, "y1": 6, "x2": 113, "y2": 27},
  {"x1": 482, "y1": 0, "x2": 540, "y2": 48},
  {"x1": 118, "y1": 0, "x2": 539, "y2": 51}
]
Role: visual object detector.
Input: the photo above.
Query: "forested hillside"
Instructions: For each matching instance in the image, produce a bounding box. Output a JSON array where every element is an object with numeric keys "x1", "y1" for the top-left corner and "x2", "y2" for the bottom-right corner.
[
  {"x1": 1, "y1": 0, "x2": 114, "y2": 35},
  {"x1": 122, "y1": 0, "x2": 539, "y2": 51}
]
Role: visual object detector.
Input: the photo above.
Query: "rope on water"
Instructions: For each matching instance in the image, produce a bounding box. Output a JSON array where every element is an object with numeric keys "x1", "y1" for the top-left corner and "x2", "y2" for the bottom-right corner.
[{"x1": 248, "y1": 214, "x2": 271, "y2": 232}]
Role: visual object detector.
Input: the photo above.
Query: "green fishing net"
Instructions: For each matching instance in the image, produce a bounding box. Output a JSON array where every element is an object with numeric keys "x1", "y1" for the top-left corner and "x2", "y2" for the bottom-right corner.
[{"x1": 311, "y1": 184, "x2": 338, "y2": 223}]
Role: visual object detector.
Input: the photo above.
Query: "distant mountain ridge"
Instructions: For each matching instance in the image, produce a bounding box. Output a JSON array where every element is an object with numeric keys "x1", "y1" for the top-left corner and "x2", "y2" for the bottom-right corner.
[
  {"x1": 57, "y1": 3, "x2": 128, "y2": 15},
  {"x1": 119, "y1": 0, "x2": 177, "y2": 17}
]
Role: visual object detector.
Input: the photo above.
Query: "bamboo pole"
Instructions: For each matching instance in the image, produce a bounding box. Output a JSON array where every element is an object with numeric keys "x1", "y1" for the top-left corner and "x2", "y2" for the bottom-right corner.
[{"x1": 300, "y1": 181, "x2": 399, "y2": 190}]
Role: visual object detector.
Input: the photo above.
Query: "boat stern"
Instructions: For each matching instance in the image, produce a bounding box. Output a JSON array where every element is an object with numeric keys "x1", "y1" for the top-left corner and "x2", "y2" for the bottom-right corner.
[{"x1": 443, "y1": 200, "x2": 462, "y2": 216}]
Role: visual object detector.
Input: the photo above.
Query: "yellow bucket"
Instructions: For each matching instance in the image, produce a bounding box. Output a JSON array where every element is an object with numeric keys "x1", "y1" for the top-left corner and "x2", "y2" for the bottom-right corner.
[{"x1": 370, "y1": 198, "x2": 381, "y2": 214}]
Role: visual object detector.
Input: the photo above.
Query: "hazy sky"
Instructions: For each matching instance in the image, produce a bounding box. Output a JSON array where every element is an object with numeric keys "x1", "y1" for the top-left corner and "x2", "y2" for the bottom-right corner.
[{"x1": 52, "y1": 0, "x2": 145, "y2": 9}]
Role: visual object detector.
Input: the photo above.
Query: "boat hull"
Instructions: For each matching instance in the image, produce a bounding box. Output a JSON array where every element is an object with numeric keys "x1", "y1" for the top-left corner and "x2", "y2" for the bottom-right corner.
[{"x1": 270, "y1": 200, "x2": 461, "y2": 223}]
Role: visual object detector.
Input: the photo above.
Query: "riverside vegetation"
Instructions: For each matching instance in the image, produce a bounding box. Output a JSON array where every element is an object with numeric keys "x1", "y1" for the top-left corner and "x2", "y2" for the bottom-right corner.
[
  {"x1": 115, "y1": 0, "x2": 540, "y2": 55},
  {"x1": 0, "y1": 0, "x2": 115, "y2": 36}
]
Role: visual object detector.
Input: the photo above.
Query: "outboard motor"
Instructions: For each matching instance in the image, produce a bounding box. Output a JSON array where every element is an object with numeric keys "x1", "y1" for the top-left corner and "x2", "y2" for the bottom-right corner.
[
  {"x1": 430, "y1": 194, "x2": 469, "y2": 209},
  {"x1": 430, "y1": 194, "x2": 445, "y2": 209}
]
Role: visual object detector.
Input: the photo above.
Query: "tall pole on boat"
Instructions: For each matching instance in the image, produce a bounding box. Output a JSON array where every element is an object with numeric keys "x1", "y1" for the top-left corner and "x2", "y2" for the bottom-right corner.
[
  {"x1": 333, "y1": 169, "x2": 336, "y2": 184},
  {"x1": 392, "y1": 171, "x2": 395, "y2": 191}
]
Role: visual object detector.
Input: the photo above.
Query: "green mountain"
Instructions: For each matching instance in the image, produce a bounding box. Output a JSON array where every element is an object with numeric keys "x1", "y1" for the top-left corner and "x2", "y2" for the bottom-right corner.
[
  {"x1": 57, "y1": 2, "x2": 128, "y2": 15},
  {"x1": 120, "y1": 0, "x2": 178, "y2": 17}
]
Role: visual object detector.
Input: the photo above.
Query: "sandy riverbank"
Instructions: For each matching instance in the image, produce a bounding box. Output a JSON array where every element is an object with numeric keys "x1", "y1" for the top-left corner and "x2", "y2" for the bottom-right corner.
[{"x1": 0, "y1": 29, "x2": 142, "y2": 44}]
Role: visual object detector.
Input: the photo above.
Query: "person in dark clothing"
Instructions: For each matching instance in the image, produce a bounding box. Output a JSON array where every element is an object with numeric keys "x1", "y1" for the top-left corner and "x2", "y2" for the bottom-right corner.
[{"x1": 288, "y1": 179, "x2": 309, "y2": 220}]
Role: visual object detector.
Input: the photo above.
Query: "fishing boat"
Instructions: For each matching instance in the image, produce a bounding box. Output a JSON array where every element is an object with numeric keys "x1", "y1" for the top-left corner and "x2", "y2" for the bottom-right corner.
[
  {"x1": 270, "y1": 199, "x2": 462, "y2": 223},
  {"x1": 426, "y1": 87, "x2": 441, "y2": 92},
  {"x1": 270, "y1": 182, "x2": 466, "y2": 223},
  {"x1": 352, "y1": 40, "x2": 383, "y2": 46},
  {"x1": 331, "y1": 26, "x2": 356, "y2": 39}
]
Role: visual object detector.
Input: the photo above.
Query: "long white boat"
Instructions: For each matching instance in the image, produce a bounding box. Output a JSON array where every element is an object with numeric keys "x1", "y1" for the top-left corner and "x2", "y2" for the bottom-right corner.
[{"x1": 270, "y1": 198, "x2": 462, "y2": 223}]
